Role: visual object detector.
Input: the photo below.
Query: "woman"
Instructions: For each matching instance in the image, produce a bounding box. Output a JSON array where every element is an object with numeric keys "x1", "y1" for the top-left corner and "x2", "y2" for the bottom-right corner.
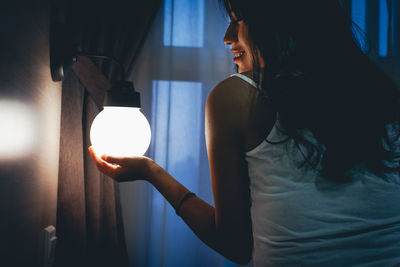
[{"x1": 89, "y1": 0, "x2": 400, "y2": 265}]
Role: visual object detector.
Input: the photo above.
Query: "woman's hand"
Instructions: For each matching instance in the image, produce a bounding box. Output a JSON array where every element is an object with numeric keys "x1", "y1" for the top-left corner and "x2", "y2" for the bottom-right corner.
[{"x1": 88, "y1": 146, "x2": 152, "y2": 182}]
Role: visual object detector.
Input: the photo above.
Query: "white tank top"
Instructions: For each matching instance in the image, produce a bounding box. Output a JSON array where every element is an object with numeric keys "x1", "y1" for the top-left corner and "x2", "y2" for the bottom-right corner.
[{"x1": 231, "y1": 73, "x2": 400, "y2": 266}]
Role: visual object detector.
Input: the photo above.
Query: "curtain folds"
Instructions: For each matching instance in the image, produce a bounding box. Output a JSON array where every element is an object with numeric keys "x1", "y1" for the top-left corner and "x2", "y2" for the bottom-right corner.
[
  {"x1": 122, "y1": 0, "x2": 238, "y2": 266},
  {"x1": 55, "y1": 0, "x2": 161, "y2": 266},
  {"x1": 352, "y1": 0, "x2": 400, "y2": 84}
]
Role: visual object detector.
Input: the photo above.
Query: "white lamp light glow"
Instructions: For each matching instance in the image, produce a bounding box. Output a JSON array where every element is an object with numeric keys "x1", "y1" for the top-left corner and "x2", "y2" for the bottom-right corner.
[
  {"x1": 89, "y1": 81, "x2": 151, "y2": 157},
  {"x1": 90, "y1": 107, "x2": 151, "y2": 157}
]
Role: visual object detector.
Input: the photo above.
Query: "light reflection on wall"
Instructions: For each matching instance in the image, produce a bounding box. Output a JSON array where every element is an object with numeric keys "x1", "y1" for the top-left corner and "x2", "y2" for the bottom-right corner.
[{"x1": 0, "y1": 99, "x2": 37, "y2": 160}]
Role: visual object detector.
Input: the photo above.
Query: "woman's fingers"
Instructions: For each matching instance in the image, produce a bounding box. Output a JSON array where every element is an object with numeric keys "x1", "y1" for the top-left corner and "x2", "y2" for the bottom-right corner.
[
  {"x1": 99, "y1": 164, "x2": 121, "y2": 179},
  {"x1": 101, "y1": 155, "x2": 126, "y2": 165},
  {"x1": 88, "y1": 146, "x2": 102, "y2": 164},
  {"x1": 88, "y1": 146, "x2": 151, "y2": 182},
  {"x1": 88, "y1": 146, "x2": 121, "y2": 179}
]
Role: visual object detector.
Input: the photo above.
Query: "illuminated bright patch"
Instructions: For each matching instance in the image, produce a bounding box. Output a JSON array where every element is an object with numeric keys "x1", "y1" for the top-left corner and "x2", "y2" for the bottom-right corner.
[{"x1": 0, "y1": 100, "x2": 37, "y2": 159}]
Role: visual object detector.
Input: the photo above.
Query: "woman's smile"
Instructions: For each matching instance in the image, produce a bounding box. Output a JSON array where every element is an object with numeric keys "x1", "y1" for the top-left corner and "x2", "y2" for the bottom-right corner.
[{"x1": 232, "y1": 50, "x2": 245, "y2": 62}]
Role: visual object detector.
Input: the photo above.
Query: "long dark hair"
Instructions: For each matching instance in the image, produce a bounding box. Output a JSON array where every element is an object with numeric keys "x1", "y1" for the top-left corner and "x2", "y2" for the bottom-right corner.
[{"x1": 222, "y1": 0, "x2": 400, "y2": 182}]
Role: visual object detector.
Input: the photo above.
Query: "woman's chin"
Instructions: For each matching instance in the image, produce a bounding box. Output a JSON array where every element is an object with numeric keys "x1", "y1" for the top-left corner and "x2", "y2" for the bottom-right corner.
[
  {"x1": 235, "y1": 61, "x2": 253, "y2": 73},
  {"x1": 238, "y1": 66, "x2": 252, "y2": 73}
]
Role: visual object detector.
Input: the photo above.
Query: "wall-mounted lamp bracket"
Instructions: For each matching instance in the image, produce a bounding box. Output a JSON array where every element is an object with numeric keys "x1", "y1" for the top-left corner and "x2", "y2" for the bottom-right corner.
[
  {"x1": 49, "y1": 7, "x2": 136, "y2": 110},
  {"x1": 50, "y1": 19, "x2": 75, "y2": 82},
  {"x1": 71, "y1": 56, "x2": 112, "y2": 110}
]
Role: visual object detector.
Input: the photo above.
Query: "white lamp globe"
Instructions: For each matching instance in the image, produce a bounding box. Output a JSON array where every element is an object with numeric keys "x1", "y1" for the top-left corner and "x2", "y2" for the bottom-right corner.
[
  {"x1": 90, "y1": 81, "x2": 151, "y2": 157},
  {"x1": 90, "y1": 107, "x2": 151, "y2": 157}
]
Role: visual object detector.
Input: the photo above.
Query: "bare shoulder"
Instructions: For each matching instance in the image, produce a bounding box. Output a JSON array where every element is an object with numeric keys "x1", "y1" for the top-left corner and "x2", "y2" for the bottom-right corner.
[
  {"x1": 207, "y1": 75, "x2": 259, "y2": 106},
  {"x1": 206, "y1": 75, "x2": 275, "y2": 151},
  {"x1": 206, "y1": 76, "x2": 260, "y2": 131}
]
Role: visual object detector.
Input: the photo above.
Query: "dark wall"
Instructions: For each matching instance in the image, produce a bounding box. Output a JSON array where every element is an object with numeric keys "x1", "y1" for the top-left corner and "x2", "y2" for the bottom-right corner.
[{"x1": 0, "y1": 1, "x2": 61, "y2": 266}]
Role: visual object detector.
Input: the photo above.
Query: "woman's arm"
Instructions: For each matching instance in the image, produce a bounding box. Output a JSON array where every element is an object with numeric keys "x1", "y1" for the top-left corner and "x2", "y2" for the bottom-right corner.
[{"x1": 89, "y1": 77, "x2": 255, "y2": 264}]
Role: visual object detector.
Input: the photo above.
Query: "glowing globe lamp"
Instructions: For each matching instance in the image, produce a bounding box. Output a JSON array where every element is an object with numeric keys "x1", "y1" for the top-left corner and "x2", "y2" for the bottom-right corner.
[{"x1": 90, "y1": 81, "x2": 151, "y2": 157}]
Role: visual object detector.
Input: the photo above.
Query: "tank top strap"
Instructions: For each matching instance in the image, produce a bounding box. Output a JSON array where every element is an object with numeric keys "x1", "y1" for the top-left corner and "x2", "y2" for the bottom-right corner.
[{"x1": 230, "y1": 73, "x2": 258, "y2": 88}]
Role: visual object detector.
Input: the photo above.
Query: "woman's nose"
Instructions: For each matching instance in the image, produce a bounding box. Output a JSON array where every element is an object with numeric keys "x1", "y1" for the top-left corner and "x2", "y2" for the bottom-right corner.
[{"x1": 223, "y1": 23, "x2": 237, "y2": 45}]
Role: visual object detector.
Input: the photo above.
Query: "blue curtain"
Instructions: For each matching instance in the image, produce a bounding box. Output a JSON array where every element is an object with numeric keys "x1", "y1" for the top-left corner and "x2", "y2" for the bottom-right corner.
[
  {"x1": 121, "y1": 0, "x2": 238, "y2": 266},
  {"x1": 143, "y1": 0, "x2": 238, "y2": 265},
  {"x1": 350, "y1": 0, "x2": 400, "y2": 83}
]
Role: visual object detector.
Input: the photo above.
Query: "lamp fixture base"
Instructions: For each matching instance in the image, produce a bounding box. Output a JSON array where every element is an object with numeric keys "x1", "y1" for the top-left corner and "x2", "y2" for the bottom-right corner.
[{"x1": 104, "y1": 81, "x2": 141, "y2": 108}]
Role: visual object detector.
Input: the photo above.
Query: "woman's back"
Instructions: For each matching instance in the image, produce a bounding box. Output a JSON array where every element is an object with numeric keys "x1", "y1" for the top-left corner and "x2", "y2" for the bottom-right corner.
[
  {"x1": 235, "y1": 74, "x2": 400, "y2": 266},
  {"x1": 247, "y1": 120, "x2": 400, "y2": 266}
]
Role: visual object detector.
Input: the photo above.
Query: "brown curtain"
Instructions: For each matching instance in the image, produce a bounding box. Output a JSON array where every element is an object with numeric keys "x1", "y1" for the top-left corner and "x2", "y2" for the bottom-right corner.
[{"x1": 55, "y1": 0, "x2": 161, "y2": 266}]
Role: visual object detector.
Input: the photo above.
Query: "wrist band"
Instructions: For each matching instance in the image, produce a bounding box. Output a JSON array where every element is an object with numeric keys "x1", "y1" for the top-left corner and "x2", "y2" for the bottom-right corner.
[{"x1": 175, "y1": 192, "x2": 196, "y2": 216}]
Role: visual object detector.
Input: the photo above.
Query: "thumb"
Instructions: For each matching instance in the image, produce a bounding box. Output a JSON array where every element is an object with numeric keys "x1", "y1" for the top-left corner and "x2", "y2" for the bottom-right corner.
[{"x1": 101, "y1": 155, "x2": 126, "y2": 165}]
